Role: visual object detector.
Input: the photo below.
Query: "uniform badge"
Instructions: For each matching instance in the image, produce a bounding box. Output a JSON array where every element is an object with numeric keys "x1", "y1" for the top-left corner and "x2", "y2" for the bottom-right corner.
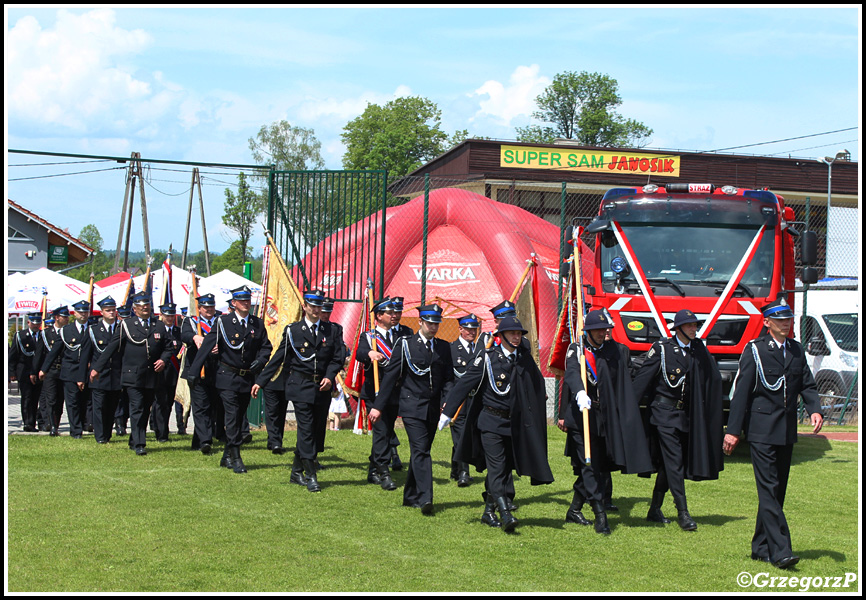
[
  {"x1": 474, "y1": 356, "x2": 482, "y2": 366},
  {"x1": 567, "y1": 349, "x2": 574, "y2": 358},
  {"x1": 154, "y1": 333, "x2": 160, "y2": 340},
  {"x1": 647, "y1": 346, "x2": 655, "y2": 358},
  {"x1": 676, "y1": 368, "x2": 681, "y2": 373},
  {"x1": 500, "y1": 373, "x2": 506, "y2": 380},
  {"x1": 304, "y1": 342, "x2": 309, "y2": 347},
  {"x1": 98, "y1": 340, "x2": 104, "y2": 346},
  {"x1": 669, "y1": 374, "x2": 676, "y2": 381}
]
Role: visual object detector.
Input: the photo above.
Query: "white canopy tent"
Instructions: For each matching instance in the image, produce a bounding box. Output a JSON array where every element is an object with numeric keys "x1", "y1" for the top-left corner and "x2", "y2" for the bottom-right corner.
[{"x1": 7, "y1": 268, "x2": 90, "y2": 315}]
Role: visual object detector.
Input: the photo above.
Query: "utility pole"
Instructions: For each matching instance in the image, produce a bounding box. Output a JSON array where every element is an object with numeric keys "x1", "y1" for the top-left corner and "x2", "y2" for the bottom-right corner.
[
  {"x1": 181, "y1": 167, "x2": 212, "y2": 276},
  {"x1": 112, "y1": 152, "x2": 151, "y2": 273}
]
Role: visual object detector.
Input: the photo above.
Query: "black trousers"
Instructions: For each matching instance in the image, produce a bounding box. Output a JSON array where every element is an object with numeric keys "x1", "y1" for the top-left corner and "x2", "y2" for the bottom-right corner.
[
  {"x1": 92, "y1": 388, "x2": 121, "y2": 443},
  {"x1": 152, "y1": 378, "x2": 177, "y2": 441},
  {"x1": 293, "y1": 398, "x2": 330, "y2": 461},
  {"x1": 480, "y1": 430, "x2": 516, "y2": 502},
  {"x1": 219, "y1": 389, "x2": 252, "y2": 448},
  {"x1": 17, "y1": 368, "x2": 42, "y2": 429},
  {"x1": 63, "y1": 380, "x2": 86, "y2": 437},
  {"x1": 41, "y1": 369, "x2": 63, "y2": 430},
  {"x1": 127, "y1": 387, "x2": 156, "y2": 449},
  {"x1": 264, "y1": 386, "x2": 289, "y2": 450},
  {"x1": 402, "y1": 416, "x2": 438, "y2": 506},
  {"x1": 369, "y1": 402, "x2": 399, "y2": 468},
  {"x1": 654, "y1": 424, "x2": 689, "y2": 511},
  {"x1": 190, "y1": 379, "x2": 218, "y2": 447},
  {"x1": 114, "y1": 389, "x2": 129, "y2": 430},
  {"x1": 448, "y1": 409, "x2": 470, "y2": 475},
  {"x1": 749, "y1": 442, "x2": 794, "y2": 562},
  {"x1": 567, "y1": 411, "x2": 611, "y2": 505}
]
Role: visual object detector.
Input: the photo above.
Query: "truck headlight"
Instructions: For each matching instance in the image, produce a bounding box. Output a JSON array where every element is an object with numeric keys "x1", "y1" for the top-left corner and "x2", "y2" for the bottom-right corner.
[{"x1": 840, "y1": 352, "x2": 858, "y2": 368}]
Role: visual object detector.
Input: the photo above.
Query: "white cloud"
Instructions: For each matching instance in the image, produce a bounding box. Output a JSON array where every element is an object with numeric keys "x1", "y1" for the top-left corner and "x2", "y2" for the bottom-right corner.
[
  {"x1": 469, "y1": 65, "x2": 551, "y2": 126},
  {"x1": 8, "y1": 9, "x2": 155, "y2": 134}
]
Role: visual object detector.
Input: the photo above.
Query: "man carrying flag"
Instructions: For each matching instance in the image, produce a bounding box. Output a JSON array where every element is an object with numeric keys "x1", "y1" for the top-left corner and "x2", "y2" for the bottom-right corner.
[
  {"x1": 560, "y1": 309, "x2": 652, "y2": 534},
  {"x1": 355, "y1": 297, "x2": 399, "y2": 491},
  {"x1": 182, "y1": 293, "x2": 220, "y2": 454}
]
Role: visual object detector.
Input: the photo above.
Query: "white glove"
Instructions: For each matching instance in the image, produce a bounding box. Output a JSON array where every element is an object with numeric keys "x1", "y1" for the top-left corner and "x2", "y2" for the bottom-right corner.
[
  {"x1": 437, "y1": 413, "x2": 452, "y2": 431},
  {"x1": 576, "y1": 390, "x2": 591, "y2": 411}
]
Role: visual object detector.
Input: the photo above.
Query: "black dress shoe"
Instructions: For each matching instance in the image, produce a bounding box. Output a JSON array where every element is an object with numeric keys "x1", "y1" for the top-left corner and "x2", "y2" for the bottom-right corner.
[
  {"x1": 242, "y1": 433, "x2": 253, "y2": 444},
  {"x1": 200, "y1": 442, "x2": 212, "y2": 455},
  {"x1": 49, "y1": 428, "x2": 59, "y2": 437},
  {"x1": 158, "y1": 438, "x2": 169, "y2": 443},
  {"x1": 457, "y1": 471, "x2": 472, "y2": 487},
  {"x1": 751, "y1": 553, "x2": 771, "y2": 563},
  {"x1": 565, "y1": 508, "x2": 592, "y2": 526},
  {"x1": 420, "y1": 502, "x2": 434, "y2": 515},
  {"x1": 135, "y1": 447, "x2": 147, "y2": 456},
  {"x1": 97, "y1": 440, "x2": 108, "y2": 444},
  {"x1": 604, "y1": 501, "x2": 619, "y2": 512},
  {"x1": 22, "y1": 426, "x2": 37, "y2": 432},
  {"x1": 270, "y1": 446, "x2": 285, "y2": 455},
  {"x1": 773, "y1": 555, "x2": 800, "y2": 570}
]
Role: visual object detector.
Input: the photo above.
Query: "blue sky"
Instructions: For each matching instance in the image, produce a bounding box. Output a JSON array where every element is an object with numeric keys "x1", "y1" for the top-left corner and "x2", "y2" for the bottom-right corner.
[{"x1": 6, "y1": 6, "x2": 861, "y2": 255}]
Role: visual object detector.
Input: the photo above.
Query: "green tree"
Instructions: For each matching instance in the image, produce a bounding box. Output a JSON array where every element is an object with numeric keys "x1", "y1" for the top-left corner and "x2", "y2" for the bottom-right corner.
[
  {"x1": 519, "y1": 71, "x2": 653, "y2": 147},
  {"x1": 341, "y1": 96, "x2": 448, "y2": 178},
  {"x1": 210, "y1": 240, "x2": 246, "y2": 275},
  {"x1": 249, "y1": 120, "x2": 325, "y2": 175},
  {"x1": 222, "y1": 172, "x2": 266, "y2": 265}
]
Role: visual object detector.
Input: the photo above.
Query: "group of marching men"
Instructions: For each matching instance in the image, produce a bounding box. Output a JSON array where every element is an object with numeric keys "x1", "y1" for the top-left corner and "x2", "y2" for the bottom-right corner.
[{"x1": 10, "y1": 287, "x2": 824, "y2": 569}]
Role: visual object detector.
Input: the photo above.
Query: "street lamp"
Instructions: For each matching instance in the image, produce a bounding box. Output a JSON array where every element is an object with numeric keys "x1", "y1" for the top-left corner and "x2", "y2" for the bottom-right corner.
[{"x1": 817, "y1": 149, "x2": 851, "y2": 270}]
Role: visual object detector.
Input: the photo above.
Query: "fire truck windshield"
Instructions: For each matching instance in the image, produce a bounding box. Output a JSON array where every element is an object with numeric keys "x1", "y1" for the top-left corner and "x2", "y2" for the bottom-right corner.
[{"x1": 600, "y1": 223, "x2": 775, "y2": 296}]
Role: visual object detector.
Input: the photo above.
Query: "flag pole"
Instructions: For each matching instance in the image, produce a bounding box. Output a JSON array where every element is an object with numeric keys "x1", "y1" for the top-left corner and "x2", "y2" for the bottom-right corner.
[{"x1": 572, "y1": 224, "x2": 591, "y2": 466}]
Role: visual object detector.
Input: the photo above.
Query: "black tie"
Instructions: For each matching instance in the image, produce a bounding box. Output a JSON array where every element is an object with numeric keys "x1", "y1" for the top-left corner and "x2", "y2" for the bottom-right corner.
[{"x1": 312, "y1": 323, "x2": 318, "y2": 339}]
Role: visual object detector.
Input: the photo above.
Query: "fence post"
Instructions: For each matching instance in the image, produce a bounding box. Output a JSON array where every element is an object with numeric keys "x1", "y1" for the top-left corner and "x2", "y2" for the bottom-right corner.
[
  {"x1": 379, "y1": 172, "x2": 388, "y2": 299},
  {"x1": 837, "y1": 372, "x2": 857, "y2": 426},
  {"x1": 421, "y1": 174, "x2": 430, "y2": 305}
]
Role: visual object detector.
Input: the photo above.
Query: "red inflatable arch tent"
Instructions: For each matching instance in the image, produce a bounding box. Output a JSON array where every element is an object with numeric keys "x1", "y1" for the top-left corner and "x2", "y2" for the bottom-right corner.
[{"x1": 294, "y1": 188, "x2": 564, "y2": 376}]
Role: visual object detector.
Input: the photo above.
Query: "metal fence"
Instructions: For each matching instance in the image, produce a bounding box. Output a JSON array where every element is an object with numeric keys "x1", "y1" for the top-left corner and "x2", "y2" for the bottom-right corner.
[{"x1": 266, "y1": 173, "x2": 859, "y2": 425}]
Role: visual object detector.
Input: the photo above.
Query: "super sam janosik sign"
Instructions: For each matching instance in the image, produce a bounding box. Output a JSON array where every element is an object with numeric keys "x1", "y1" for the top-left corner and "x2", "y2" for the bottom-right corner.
[{"x1": 501, "y1": 145, "x2": 680, "y2": 177}]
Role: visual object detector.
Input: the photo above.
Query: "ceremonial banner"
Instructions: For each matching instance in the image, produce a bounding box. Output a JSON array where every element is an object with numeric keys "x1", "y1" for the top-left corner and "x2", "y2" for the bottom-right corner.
[
  {"x1": 261, "y1": 240, "x2": 303, "y2": 368},
  {"x1": 515, "y1": 258, "x2": 540, "y2": 366}
]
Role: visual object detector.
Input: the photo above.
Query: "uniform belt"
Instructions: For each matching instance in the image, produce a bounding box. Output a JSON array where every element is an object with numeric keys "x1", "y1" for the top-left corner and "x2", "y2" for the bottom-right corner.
[
  {"x1": 656, "y1": 396, "x2": 686, "y2": 411},
  {"x1": 220, "y1": 361, "x2": 253, "y2": 377},
  {"x1": 293, "y1": 371, "x2": 323, "y2": 384},
  {"x1": 483, "y1": 405, "x2": 510, "y2": 419}
]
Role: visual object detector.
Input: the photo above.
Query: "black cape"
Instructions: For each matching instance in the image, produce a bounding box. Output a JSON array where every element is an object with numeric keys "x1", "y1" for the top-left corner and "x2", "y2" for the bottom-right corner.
[
  {"x1": 448, "y1": 349, "x2": 554, "y2": 486},
  {"x1": 561, "y1": 340, "x2": 653, "y2": 475},
  {"x1": 633, "y1": 337, "x2": 724, "y2": 481}
]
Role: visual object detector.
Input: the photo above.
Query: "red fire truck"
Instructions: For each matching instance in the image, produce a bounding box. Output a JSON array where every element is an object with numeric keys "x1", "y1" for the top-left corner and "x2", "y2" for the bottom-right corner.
[{"x1": 574, "y1": 182, "x2": 816, "y2": 391}]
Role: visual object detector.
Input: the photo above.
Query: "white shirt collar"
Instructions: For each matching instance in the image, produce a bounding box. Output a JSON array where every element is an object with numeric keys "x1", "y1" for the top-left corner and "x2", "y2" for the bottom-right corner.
[{"x1": 305, "y1": 317, "x2": 320, "y2": 330}]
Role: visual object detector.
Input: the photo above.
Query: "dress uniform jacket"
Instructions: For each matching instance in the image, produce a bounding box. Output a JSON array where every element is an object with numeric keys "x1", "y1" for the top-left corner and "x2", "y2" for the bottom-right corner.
[
  {"x1": 190, "y1": 313, "x2": 272, "y2": 392},
  {"x1": 92, "y1": 318, "x2": 177, "y2": 389},
  {"x1": 728, "y1": 333, "x2": 822, "y2": 445},
  {"x1": 180, "y1": 316, "x2": 218, "y2": 383},
  {"x1": 10, "y1": 328, "x2": 41, "y2": 380},
  {"x1": 441, "y1": 337, "x2": 485, "y2": 405},
  {"x1": 79, "y1": 321, "x2": 123, "y2": 391},
  {"x1": 9, "y1": 327, "x2": 43, "y2": 429},
  {"x1": 41, "y1": 322, "x2": 89, "y2": 383},
  {"x1": 375, "y1": 333, "x2": 453, "y2": 418},
  {"x1": 355, "y1": 328, "x2": 398, "y2": 404},
  {"x1": 33, "y1": 326, "x2": 63, "y2": 376},
  {"x1": 442, "y1": 345, "x2": 553, "y2": 485},
  {"x1": 256, "y1": 320, "x2": 343, "y2": 401}
]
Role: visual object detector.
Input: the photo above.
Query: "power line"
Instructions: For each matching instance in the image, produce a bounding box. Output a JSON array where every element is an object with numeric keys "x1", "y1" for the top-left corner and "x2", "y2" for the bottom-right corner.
[
  {"x1": 8, "y1": 166, "x2": 127, "y2": 182},
  {"x1": 707, "y1": 127, "x2": 857, "y2": 152}
]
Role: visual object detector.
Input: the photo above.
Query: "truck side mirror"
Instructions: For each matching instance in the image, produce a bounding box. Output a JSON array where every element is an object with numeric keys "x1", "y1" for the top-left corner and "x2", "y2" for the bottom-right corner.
[
  {"x1": 801, "y1": 230, "x2": 818, "y2": 266},
  {"x1": 801, "y1": 267, "x2": 819, "y2": 285},
  {"x1": 806, "y1": 336, "x2": 830, "y2": 356}
]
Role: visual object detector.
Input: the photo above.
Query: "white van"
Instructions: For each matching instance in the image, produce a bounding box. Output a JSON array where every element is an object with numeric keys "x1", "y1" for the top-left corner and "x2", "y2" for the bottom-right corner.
[{"x1": 794, "y1": 290, "x2": 859, "y2": 401}]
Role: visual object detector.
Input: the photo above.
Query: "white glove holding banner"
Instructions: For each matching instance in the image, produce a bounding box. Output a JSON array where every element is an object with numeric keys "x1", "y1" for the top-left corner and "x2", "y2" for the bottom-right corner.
[
  {"x1": 576, "y1": 390, "x2": 591, "y2": 411},
  {"x1": 437, "y1": 413, "x2": 452, "y2": 431}
]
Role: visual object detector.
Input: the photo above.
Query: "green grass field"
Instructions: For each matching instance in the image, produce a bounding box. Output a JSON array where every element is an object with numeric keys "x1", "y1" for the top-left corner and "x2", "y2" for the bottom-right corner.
[{"x1": 7, "y1": 427, "x2": 860, "y2": 592}]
